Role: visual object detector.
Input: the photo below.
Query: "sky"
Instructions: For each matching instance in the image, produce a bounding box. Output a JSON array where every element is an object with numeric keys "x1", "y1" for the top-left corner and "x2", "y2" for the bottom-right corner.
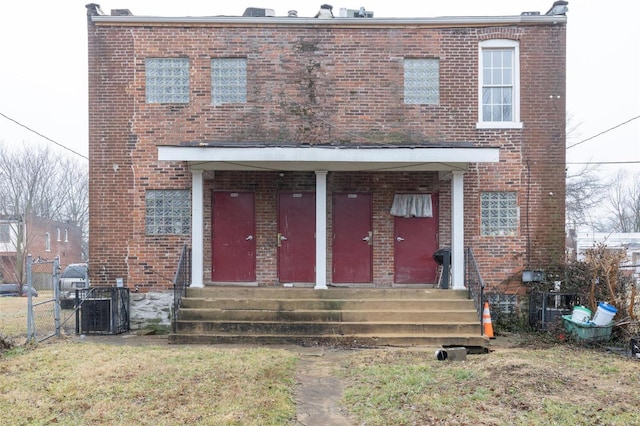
[{"x1": 0, "y1": 0, "x2": 638, "y2": 180}]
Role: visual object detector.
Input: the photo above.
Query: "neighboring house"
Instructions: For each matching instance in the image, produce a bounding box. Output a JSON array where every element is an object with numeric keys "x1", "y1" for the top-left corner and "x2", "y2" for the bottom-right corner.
[
  {"x1": 0, "y1": 215, "x2": 83, "y2": 283},
  {"x1": 86, "y1": 4, "x2": 566, "y2": 296},
  {"x1": 572, "y1": 232, "x2": 640, "y2": 287}
]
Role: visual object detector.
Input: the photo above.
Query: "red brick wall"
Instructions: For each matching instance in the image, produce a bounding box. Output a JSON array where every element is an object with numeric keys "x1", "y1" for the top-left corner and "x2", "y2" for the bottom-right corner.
[
  {"x1": 26, "y1": 217, "x2": 83, "y2": 269},
  {"x1": 0, "y1": 217, "x2": 83, "y2": 283},
  {"x1": 87, "y1": 14, "x2": 566, "y2": 292}
]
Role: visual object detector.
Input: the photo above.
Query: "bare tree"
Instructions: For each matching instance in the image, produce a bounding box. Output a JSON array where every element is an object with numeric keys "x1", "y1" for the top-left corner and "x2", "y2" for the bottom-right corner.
[
  {"x1": 565, "y1": 164, "x2": 605, "y2": 231},
  {"x1": 564, "y1": 114, "x2": 607, "y2": 231},
  {"x1": 0, "y1": 142, "x2": 88, "y2": 283},
  {"x1": 0, "y1": 143, "x2": 55, "y2": 283},
  {"x1": 601, "y1": 170, "x2": 640, "y2": 232},
  {"x1": 57, "y1": 157, "x2": 89, "y2": 259}
]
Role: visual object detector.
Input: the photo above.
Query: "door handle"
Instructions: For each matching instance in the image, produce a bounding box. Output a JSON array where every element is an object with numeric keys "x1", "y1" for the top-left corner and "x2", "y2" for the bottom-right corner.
[
  {"x1": 396, "y1": 236, "x2": 405, "y2": 242},
  {"x1": 245, "y1": 235, "x2": 253, "y2": 241},
  {"x1": 277, "y1": 233, "x2": 288, "y2": 247},
  {"x1": 362, "y1": 231, "x2": 373, "y2": 246}
]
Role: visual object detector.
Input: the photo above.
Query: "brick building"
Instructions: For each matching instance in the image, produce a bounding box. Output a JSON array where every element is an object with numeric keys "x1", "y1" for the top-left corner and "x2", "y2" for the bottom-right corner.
[
  {"x1": 86, "y1": 4, "x2": 566, "y2": 295},
  {"x1": 0, "y1": 215, "x2": 83, "y2": 283}
]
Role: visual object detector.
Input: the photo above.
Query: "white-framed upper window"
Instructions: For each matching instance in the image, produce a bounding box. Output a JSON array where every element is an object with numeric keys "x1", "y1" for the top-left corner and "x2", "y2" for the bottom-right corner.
[
  {"x1": 477, "y1": 39, "x2": 522, "y2": 129},
  {"x1": 56, "y1": 228, "x2": 61, "y2": 242},
  {"x1": 45, "y1": 232, "x2": 51, "y2": 251},
  {"x1": 481, "y1": 191, "x2": 518, "y2": 236},
  {"x1": 64, "y1": 229, "x2": 69, "y2": 242},
  {"x1": 145, "y1": 190, "x2": 191, "y2": 235},
  {"x1": 211, "y1": 58, "x2": 247, "y2": 104},
  {"x1": 404, "y1": 58, "x2": 440, "y2": 105},
  {"x1": 145, "y1": 58, "x2": 190, "y2": 104},
  {"x1": 0, "y1": 223, "x2": 10, "y2": 243}
]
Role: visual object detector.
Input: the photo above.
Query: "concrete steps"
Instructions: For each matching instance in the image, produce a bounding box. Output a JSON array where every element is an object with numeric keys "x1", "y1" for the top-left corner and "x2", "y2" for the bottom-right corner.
[{"x1": 169, "y1": 287, "x2": 488, "y2": 348}]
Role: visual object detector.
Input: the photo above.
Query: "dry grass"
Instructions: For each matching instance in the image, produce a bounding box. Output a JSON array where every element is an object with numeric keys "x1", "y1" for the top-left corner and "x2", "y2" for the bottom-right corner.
[
  {"x1": 340, "y1": 343, "x2": 640, "y2": 425},
  {"x1": 0, "y1": 341, "x2": 297, "y2": 425},
  {"x1": 5, "y1": 295, "x2": 640, "y2": 425},
  {"x1": 0, "y1": 294, "x2": 30, "y2": 338}
]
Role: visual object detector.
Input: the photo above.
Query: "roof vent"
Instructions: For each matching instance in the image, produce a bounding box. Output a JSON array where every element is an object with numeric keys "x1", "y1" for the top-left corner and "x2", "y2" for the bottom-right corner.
[
  {"x1": 242, "y1": 7, "x2": 276, "y2": 17},
  {"x1": 288, "y1": 10, "x2": 298, "y2": 17},
  {"x1": 315, "y1": 4, "x2": 334, "y2": 19},
  {"x1": 545, "y1": 1, "x2": 569, "y2": 16},
  {"x1": 85, "y1": 3, "x2": 104, "y2": 16}
]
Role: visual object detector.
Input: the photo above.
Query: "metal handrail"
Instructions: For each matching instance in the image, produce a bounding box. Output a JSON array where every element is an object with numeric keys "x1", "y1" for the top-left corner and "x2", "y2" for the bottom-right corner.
[
  {"x1": 465, "y1": 247, "x2": 486, "y2": 335},
  {"x1": 172, "y1": 244, "x2": 192, "y2": 332}
]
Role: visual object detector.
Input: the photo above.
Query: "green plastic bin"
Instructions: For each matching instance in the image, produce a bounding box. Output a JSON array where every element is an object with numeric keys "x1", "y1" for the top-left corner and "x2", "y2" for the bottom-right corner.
[{"x1": 562, "y1": 315, "x2": 613, "y2": 342}]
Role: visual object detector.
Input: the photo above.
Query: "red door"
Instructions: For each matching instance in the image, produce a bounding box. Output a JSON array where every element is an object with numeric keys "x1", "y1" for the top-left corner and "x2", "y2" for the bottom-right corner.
[
  {"x1": 278, "y1": 192, "x2": 315, "y2": 283},
  {"x1": 332, "y1": 193, "x2": 373, "y2": 283},
  {"x1": 394, "y1": 194, "x2": 439, "y2": 284},
  {"x1": 212, "y1": 191, "x2": 256, "y2": 282}
]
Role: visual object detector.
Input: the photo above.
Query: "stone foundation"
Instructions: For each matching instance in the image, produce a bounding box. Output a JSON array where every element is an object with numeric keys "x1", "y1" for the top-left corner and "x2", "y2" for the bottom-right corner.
[{"x1": 129, "y1": 291, "x2": 173, "y2": 330}]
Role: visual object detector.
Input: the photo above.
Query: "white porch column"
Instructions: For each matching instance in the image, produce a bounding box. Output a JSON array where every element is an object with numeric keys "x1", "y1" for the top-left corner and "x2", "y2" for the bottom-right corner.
[
  {"x1": 190, "y1": 170, "x2": 204, "y2": 288},
  {"x1": 315, "y1": 171, "x2": 328, "y2": 290},
  {"x1": 451, "y1": 170, "x2": 465, "y2": 290}
]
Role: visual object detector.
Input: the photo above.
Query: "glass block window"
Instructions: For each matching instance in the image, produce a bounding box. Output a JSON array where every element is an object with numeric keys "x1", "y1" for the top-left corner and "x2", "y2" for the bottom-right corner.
[
  {"x1": 481, "y1": 192, "x2": 518, "y2": 236},
  {"x1": 145, "y1": 58, "x2": 190, "y2": 103},
  {"x1": 486, "y1": 293, "x2": 518, "y2": 315},
  {"x1": 404, "y1": 58, "x2": 439, "y2": 104},
  {"x1": 211, "y1": 58, "x2": 247, "y2": 104},
  {"x1": 0, "y1": 224, "x2": 10, "y2": 243},
  {"x1": 145, "y1": 190, "x2": 191, "y2": 235},
  {"x1": 478, "y1": 39, "x2": 520, "y2": 127}
]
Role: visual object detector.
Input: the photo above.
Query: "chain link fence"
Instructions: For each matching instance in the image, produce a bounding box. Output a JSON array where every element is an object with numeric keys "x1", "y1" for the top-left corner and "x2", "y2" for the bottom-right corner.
[
  {"x1": 1, "y1": 255, "x2": 78, "y2": 345},
  {"x1": 26, "y1": 256, "x2": 59, "y2": 342}
]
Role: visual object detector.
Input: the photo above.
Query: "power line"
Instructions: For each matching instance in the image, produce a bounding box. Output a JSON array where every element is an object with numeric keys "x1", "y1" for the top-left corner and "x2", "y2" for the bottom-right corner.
[
  {"x1": 2, "y1": 106, "x2": 637, "y2": 163},
  {"x1": 567, "y1": 115, "x2": 640, "y2": 150},
  {"x1": 567, "y1": 161, "x2": 640, "y2": 165},
  {"x1": 0, "y1": 111, "x2": 88, "y2": 160}
]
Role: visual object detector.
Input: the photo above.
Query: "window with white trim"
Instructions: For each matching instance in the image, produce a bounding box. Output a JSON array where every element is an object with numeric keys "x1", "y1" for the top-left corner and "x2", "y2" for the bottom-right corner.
[
  {"x1": 64, "y1": 229, "x2": 68, "y2": 242},
  {"x1": 478, "y1": 40, "x2": 521, "y2": 129},
  {"x1": 145, "y1": 190, "x2": 191, "y2": 235},
  {"x1": 45, "y1": 232, "x2": 51, "y2": 251},
  {"x1": 211, "y1": 58, "x2": 247, "y2": 104},
  {"x1": 56, "y1": 228, "x2": 61, "y2": 242},
  {"x1": 145, "y1": 58, "x2": 190, "y2": 104},
  {"x1": 481, "y1": 191, "x2": 518, "y2": 236},
  {"x1": 404, "y1": 58, "x2": 440, "y2": 104},
  {"x1": 0, "y1": 224, "x2": 10, "y2": 243}
]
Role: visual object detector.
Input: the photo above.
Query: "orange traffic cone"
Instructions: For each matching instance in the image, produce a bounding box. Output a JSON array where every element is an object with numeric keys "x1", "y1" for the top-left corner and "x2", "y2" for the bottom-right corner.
[{"x1": 482, "y1": 302, "x2": 495, "y2": 339}]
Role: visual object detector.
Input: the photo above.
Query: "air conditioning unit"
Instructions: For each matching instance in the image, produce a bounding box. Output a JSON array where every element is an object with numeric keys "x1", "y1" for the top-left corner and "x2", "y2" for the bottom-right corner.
[
  {"x1": 80, "y1": 298, "x2": 112, "y2": 333},
  {"x1": 77, "y1": 288, "x2": 130, "y2": 335},
  {"x1": 338, "y1": 8, "x2": 374, "y2": 18},
  {"x1": 242, "y1": 8, "x2": 276, "y2": 17}
]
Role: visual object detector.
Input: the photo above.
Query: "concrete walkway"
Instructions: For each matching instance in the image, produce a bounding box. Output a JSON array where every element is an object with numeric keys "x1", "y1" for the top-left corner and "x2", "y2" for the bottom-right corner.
[{"x1": 294, "y1": 347, "x2": 353, "y2": 425}]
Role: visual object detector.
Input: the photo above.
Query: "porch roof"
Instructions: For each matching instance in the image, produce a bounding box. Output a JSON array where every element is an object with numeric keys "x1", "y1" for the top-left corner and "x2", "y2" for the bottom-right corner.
[{"x1": 158, "y1": 143, "x2": 500, "y2": 172}]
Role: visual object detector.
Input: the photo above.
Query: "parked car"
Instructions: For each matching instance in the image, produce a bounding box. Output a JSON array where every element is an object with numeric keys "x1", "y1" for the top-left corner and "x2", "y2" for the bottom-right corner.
[
  {"x1": 0, "y1": 283, "x2": 38, "y2": 297},
  {"x1": 59, "y1": 263, "x2": 89, "y2": 309}
]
